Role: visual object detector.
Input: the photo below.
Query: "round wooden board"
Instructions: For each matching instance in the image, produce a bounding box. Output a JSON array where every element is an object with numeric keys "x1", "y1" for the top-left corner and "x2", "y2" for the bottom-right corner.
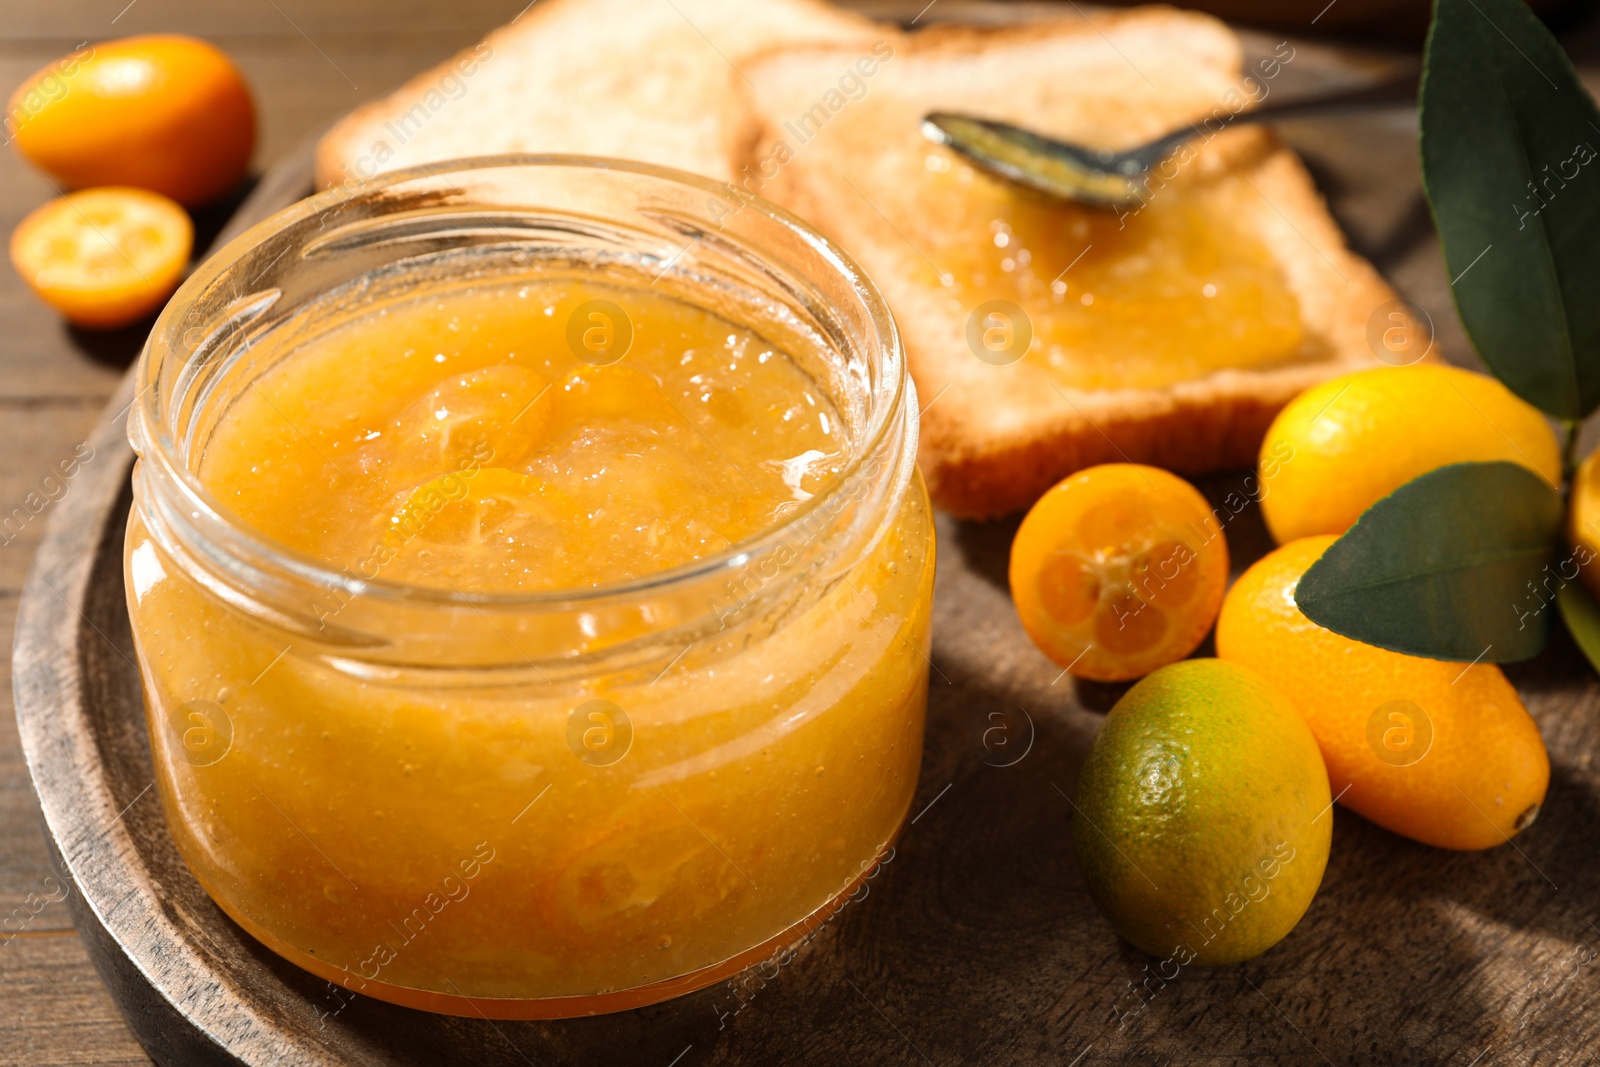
[{"x1": 15, "y1": 31, "x2": 1600, "y2": 1067}]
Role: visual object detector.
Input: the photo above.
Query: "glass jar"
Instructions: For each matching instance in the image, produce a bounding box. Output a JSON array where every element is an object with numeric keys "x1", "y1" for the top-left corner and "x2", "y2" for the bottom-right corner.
[{"x1": 125, "y1": 157, "x2": 933, "y2": 1018}]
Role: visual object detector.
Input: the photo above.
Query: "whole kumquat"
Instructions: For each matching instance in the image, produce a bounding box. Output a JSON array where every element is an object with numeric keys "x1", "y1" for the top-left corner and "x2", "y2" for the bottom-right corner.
[
  {"x1": 10, "y1": 187, "x2": 192, "y2": 329},
  {"x1": 1009, "y1": 463, "x2": 1228, "y2": 682},
  {"x1": 1216, "y1": 536, "x2": 1550, "y2": 851},
  {"x1": 1257, "y1": 365, "x2": 1560, "y2": 544},
  {"x1": 8, "y1": 35, "x2": 255, "y2": 207},
  {"x1": 1566, "y1": 447, "x2": 1600, "y2": 600},
  {"x1": 1074, "y1": 659, "x2": 1331, "y2": 964}
]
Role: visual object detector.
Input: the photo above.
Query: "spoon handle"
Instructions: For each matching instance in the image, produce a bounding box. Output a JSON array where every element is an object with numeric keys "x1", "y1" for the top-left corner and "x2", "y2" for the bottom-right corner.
[
  {"x1": 1138, "y1": 67, "x2": 1422, "y2": 163},
  {"x1": 1244, "y1": 67, "x2": 1421, "y2": 122}
]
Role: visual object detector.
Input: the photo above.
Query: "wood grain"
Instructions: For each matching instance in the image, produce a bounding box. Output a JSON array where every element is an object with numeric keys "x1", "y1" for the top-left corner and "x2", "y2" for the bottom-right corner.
[
  {"x1": 1, "y1": 935, "x2": 150, "y2": 1067},
  {"x1": 7, "y1": 3, "x2": 1600, "y2": 1065}
]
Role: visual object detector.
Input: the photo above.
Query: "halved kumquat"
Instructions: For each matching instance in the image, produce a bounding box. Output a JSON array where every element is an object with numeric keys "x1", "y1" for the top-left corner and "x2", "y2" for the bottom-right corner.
[
  {"x1": 1009, "y1": 464, "x2": 1228, "y2": 682},
  {"x1": 9, "y1": 187, "x2": 192, "y2": 329}
]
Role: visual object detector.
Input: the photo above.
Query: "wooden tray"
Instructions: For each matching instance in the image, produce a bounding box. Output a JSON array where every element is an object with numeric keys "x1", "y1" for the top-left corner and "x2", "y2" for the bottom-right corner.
[{"x1": 15, "y1": 25, "x2": 1600, "y2": 1067}]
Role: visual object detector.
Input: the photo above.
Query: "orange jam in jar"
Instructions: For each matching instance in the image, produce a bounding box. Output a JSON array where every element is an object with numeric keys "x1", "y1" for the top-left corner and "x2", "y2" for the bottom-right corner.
[{"x1": 125, "y1": 159, "x2": 932, "y2": 1017}]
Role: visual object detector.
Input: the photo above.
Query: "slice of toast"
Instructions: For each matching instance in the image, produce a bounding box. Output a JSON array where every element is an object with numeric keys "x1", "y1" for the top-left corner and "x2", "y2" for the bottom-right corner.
[
  {"x1": 735, "y1": 9, "x2": 1402, "y2": 518},
  {"x1": 313, "y1": 0, "x2": 878, "y2": 189}
]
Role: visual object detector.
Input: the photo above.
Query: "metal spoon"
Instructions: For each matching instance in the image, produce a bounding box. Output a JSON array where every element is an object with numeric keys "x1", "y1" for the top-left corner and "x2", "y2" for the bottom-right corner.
[{"x1": 922, "y1": 68, "x2": 1419, "y2": 210}]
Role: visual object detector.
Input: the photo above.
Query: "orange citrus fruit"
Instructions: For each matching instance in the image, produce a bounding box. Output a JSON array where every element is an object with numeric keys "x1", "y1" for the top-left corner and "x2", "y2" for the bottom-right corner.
[
  {"x1": 1009, "y1": 463, "x2": 1227, "y2": 682},
  {"x1": 1074, "y1": 659, "x2": 1331, "y2": 964},
  {"x1": 10, "y1": 187, "x2": 191, "y2": 329},
  {"x1": 9, "y1": 35, "x2": 255, "y2": 206},
  {"x1": 1216, "y1": 536, "x2": 1549, "y2": 851},
  {"x1": 1257, "y1": 365, "x2": 1561, "y2": 544},
  {"x1": 1566, "y1": 446, "x2": 1600, "y2": 600}
]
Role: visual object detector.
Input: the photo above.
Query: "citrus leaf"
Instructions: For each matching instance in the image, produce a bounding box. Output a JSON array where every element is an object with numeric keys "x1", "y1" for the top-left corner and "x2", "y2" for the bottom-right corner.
[
  {"x1": 1295, "y1": 461, "x2": 1563, "y2": 662},
  {"x1": 1558, "y1": 579, "x2": 1600, "y2": 676},
  {"x1": 1420, "y1": 0, "x2": 1600, "y2": 419}
]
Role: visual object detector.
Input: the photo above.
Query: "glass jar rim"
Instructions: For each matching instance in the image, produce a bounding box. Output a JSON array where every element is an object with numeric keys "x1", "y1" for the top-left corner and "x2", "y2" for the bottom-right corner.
[{"x1": 133, "y1": 154, "x2": 911, "y2": 611}]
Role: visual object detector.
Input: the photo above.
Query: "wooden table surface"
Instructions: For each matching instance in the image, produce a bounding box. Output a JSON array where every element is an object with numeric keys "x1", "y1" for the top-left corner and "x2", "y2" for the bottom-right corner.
[{"x1": 4, "y1": 3, "x2": 1600, "y2": 1065}]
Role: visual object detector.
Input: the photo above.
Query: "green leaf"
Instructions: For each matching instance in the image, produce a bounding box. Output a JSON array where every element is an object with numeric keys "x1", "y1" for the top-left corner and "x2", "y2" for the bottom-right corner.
[
  {"x1": 1420, "y1": 0, "x2": 1600, "y2": 419},
  {"x1": 1295, "y1": 461, "x2": 1563, "y2": 662},
  {"x1": 1558, "y1": 579, "x2": 1600, "y2": 675}
]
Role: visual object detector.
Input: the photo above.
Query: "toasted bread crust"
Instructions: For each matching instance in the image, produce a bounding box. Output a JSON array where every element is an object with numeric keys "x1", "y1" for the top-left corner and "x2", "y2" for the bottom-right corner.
[{"x1": 738, "y1": 9, "x2": 1404, "y2": 518}]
